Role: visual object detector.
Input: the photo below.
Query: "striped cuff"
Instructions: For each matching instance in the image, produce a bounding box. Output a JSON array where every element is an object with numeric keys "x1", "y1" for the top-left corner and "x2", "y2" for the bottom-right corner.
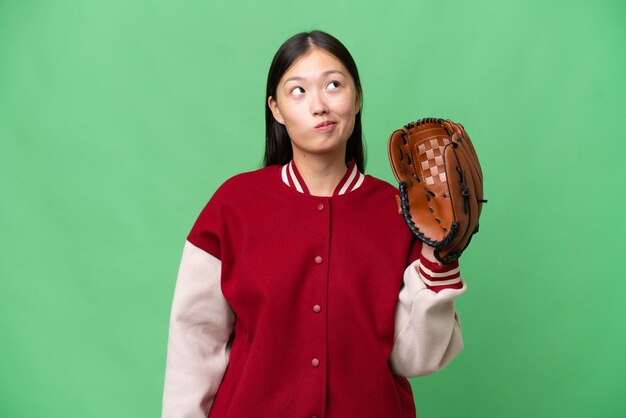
[{"x1": 418, "y1": 257, "x2": 463, "y2": 292}]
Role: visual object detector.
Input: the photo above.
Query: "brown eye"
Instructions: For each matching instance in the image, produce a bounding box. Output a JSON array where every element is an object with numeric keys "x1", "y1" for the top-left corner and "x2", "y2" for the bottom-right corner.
[
  {"x1": 291, "y1": 86, "x2": 305, "y2": 96},
  {"x1": 327, "y1": 81, "x2": 341, "y2": 90}
]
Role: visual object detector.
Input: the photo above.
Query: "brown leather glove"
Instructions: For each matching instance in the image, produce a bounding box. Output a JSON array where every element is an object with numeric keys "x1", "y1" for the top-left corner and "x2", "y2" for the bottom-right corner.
[{"x1": 388, "y1": 117, "x2": 486, "y2": 264}]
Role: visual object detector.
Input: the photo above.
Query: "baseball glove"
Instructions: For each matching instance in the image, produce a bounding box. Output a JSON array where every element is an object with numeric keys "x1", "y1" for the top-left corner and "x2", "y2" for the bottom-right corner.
[{"x1": 388, "y1": 117, "x2": 486, "y2": 264}]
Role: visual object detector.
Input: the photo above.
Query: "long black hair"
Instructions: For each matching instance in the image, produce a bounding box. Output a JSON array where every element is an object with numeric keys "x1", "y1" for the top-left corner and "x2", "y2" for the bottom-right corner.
[{"x1": 264, "y1": 30, "x2": 365, "y2": 172}]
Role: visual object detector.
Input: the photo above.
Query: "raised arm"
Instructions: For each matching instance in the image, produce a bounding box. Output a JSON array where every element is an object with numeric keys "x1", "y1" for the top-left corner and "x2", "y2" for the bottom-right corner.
[{"x1": 389, "y1": 243, "x2": 466, "y2": 377}]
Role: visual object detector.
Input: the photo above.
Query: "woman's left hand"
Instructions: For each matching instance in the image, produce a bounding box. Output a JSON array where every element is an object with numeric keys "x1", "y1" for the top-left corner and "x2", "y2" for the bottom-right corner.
[{"x1": 420, "y1": 243, "x2": 439, "y2": 264}]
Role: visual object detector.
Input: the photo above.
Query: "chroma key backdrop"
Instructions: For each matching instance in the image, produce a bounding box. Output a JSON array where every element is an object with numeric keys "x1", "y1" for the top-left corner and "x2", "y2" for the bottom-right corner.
[{"x1": 1, "y1": 1, "x2": 624, "y2": 417}]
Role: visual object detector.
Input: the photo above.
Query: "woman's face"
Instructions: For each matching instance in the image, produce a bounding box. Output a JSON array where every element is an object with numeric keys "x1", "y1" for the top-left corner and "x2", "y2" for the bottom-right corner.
[{"x1": 268, "y1": 48, "x2": 361, "y2": 160}]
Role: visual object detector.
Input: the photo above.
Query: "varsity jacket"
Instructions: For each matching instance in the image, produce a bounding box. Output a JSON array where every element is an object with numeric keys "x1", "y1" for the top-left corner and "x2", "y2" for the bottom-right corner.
[{"x1": 162, "y1": 160, "x2": 466, "y2": 418}]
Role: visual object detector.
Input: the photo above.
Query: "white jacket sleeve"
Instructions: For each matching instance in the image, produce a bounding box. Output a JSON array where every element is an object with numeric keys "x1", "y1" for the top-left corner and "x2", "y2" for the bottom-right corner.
[
  {"x1": 162, "y1": 240, "x2": 236, "y2": 418},
  {"x1": 389, "y1": 258, "x2": 467, "y2": 378}
]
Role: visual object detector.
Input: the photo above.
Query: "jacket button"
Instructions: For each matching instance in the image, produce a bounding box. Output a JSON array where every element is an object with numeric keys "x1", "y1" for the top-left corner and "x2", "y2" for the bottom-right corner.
[
  {"x1": 311, "y1": 358, "x2": 320, "y2": 367},
  {"x1": 316, "y1": 203, "x2": 325, "y2": 211},
  {"x1": 313, "y1": 304, "x2": 321, "y2": 313},
  {"x1": 314, "y1": 256, "x2": 323, "y2": 264}
]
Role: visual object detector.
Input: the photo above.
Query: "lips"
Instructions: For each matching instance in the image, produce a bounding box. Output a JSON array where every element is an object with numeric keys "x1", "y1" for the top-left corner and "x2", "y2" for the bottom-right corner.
[{"x1": 315, "y1": 121, "x2": 336, "y2": 128}]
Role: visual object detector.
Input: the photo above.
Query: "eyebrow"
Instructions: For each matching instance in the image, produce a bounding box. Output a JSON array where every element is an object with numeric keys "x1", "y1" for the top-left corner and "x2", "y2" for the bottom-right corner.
[{"x1": 282, "y1": 70, "x2": 345, "y2": 86}]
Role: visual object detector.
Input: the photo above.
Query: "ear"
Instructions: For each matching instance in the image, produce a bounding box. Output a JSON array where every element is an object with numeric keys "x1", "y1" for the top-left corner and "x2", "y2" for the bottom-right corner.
[
  {"x1": 267, "y1": 96, "x2": 285, "y2": 125},
  {"x1": 354, "y1": 91, "x2": 362, "y2": 115}
]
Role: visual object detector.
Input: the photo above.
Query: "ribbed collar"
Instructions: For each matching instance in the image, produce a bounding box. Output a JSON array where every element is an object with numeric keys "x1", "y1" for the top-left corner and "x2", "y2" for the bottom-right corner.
[{"x1": 280, "y1": 159, "x2": 365, "y2": 196}]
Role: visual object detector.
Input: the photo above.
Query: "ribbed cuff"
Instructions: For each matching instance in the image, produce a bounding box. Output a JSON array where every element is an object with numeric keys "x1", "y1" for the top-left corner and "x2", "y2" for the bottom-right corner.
[{"x1": 418, "y1": 257, "x2": 463, "y2": 292}]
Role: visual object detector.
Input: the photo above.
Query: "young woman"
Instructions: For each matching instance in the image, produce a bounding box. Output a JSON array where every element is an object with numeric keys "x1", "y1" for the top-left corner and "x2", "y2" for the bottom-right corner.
[{"x1": 162, "y1": 30, "x2": 466, "y2": 418}]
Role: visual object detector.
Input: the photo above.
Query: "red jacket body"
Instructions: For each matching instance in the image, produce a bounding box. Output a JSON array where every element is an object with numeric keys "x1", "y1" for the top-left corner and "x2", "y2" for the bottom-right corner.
[{"x1": 188, "y1": 164, "x2": 419, "y2": 417}]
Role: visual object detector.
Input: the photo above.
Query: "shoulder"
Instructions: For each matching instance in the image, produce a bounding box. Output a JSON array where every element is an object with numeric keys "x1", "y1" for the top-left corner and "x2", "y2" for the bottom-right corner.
[
  {"x1": 191, "y1": 165, "x2": 278, "y2": 225},
  {"x1": 346, "y1": 172, "x2": 404, "y2": 221},
  {"x1": 208, "y1": 165, "x2": 278, "y2": 204},
  {"x1": 187, "y1": 166, "x2": 278, "y2": 257},
  {"x1": 359, "y1": 173, "x2": 400, "y2": 203},
  {"x1": 364, "y1": 173, "x2": 398, "y2": 193}
]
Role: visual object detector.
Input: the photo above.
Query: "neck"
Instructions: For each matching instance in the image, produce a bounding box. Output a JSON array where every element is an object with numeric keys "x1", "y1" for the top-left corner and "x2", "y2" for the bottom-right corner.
[{"x1": 292, "y1": 151, "x2": 348, "y2": 197}]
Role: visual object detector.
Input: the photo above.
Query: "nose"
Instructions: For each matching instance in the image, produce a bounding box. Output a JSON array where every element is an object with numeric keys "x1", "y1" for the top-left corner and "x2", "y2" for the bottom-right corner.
[{"x1": 309, "y1": 91, "x2": 328, "y2": 116}]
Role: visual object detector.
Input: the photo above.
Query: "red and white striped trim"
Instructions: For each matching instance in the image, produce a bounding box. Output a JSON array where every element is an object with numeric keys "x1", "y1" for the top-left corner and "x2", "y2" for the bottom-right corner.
[
  {"x1": 418, "y1": 258, "x2": 463, "y2": 292},
  {"x1": 281, "y1": 159, "x2": 365, "y2": 196}
]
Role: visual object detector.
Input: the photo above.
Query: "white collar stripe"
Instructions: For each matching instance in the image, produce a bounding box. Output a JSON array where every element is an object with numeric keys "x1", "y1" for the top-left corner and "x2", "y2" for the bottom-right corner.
[
  {"x1": 351, "y1": 172, "x2": 365, "y2": 191},
  {"x1": 288, "y1": 162, "x2": 304, "y2": 193},
  {"x1": 338, "y1": 164, "x2": 358, "y2": 195},
  {"x1": 281, "y1": 164, "x2": 289, "y2": 186}
]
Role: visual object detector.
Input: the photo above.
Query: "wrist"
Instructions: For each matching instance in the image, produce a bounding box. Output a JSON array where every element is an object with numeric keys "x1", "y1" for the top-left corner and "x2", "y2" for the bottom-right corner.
[{"x1": 420, "y1": 243, "x2": 438, "y2": 263}]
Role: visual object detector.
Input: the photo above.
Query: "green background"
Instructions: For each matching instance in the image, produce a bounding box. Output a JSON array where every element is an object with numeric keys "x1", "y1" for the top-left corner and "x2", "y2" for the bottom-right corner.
[{"x1": 1, "y1": 0, "x2": 624, "y2": 417}]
